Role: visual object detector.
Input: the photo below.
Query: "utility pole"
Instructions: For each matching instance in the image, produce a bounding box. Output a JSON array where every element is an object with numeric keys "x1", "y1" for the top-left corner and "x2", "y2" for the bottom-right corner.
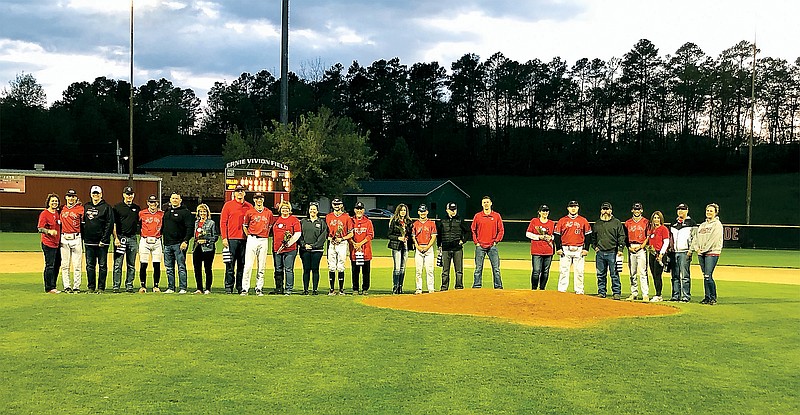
[
  {"x1": 128, "y1": 0, "x2": 135, "y2": 186},
  {"x1": 280, "y1": 0, "x2": 289, "y2": 125},
  {"x1": 746, "y1": 40, "x2": 757, "y2": 225}
]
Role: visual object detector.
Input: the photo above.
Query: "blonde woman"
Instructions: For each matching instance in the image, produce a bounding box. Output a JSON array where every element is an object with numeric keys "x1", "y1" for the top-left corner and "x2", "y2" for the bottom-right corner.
[
  {"x1": 192, "y1": 204, "x2": 218, "y2": 294},
  {"x1": 693, "y1": 203, "x2": 723, "y2": 305},
  {"x1": 272, "y1": 200, "x2": 301, "y2": 295}
]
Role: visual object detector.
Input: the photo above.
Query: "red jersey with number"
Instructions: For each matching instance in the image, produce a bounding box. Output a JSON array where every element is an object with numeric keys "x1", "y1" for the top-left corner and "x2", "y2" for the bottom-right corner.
[
  {"x1": 220, "y1": 199, "x2": 253, "y2": 240},
  {"x1": 412, "y1": 219, "x2": 437, "y2": 246},
  {"x1": 38, "y1": 209, "x2": 60, "y2": 248},
  {"x1": 349, "y1": 215, "x2": 375, "y2": 260},
  {"x1": 527, "y1": 218, "x2": 555, "y2": 256},
  {"x1": 244, "y1": 207, "x2": 274, "y2": 238},
  {"x1": 555, "y1": 215, "x2": 592, "y2": 246},
  {"x1": 272, "y1": 215, "x2": 301, "y2": 252},
  {"x1": 139, "y1": 209, "x2": 164, "y2": 238},
  {"x1": 60, "y1": 203, "x2": 84, "y2": 234},
  {"x1": 624, "y1": 217, "x2": 650, "y2": 244},
  {"x1": 325, "y1": 212, "x2": 352, "y2": 238}
]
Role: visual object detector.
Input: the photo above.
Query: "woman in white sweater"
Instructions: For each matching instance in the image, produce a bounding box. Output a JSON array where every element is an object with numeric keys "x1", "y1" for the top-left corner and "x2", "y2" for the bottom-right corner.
[{"x1": 692, "y1": 203, "x2": 723, "y2": 305}]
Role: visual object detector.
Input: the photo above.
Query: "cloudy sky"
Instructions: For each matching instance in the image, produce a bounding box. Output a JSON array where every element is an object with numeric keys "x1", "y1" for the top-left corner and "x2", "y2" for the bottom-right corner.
[{"x1": 0, "y1": 0, "x2": 797, "y2": 105}]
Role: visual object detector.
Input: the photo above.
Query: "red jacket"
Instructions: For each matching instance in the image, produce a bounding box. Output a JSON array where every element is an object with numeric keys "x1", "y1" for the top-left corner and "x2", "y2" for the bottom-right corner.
[
  {"x1": 220, "y1": 199, "x2": 253, "y2": 240},
  {"x1": 471, "y1": 210, "x2": 504, "y2": 248}
]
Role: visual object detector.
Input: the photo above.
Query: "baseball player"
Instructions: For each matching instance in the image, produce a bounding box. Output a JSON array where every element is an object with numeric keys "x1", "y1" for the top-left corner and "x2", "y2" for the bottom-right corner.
[
  {"x1": 59, "y1": 189, "x2": 84, "y2": 293},
  {"x1": 241, "y1": 192, "x2": 274, "y2": 296},
  {"x1": 138, "y1": 195, "x2": 164, "y2": 292},
  {"x1": 325, "y1": 198, "x2": 353, "y2": 295},
  {"x1": 624, "y1": 202, "x2": 650, "y2": 301},
  {"x1": 554, "y1": 200, "x2": 592, "y2": 294},
  {"x1": 412, "y1": 204, "x2": 437, "y2": 294}
]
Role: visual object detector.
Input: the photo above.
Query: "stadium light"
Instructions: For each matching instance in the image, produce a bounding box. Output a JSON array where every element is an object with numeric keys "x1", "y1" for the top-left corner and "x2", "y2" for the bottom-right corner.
[{"x1": 128, "y1": 0, "x2": 135, "y2": 185}]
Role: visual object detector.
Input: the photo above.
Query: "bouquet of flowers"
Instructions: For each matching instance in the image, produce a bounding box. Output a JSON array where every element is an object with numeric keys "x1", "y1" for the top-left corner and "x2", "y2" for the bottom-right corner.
[
  {"x1": 277, "y1": 230, "x2": 293, "y2": 254},
  {"x1": 536, "y1": 226, "x2": 553, "y2": 247}
]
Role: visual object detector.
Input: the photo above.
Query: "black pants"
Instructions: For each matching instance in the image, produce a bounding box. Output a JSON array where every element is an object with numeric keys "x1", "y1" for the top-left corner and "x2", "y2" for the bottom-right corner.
[
  {"x1": 224, "y1": 239, "x2": 246, "y2": 293},
  {"x1": 42, "y1": 243, "x2": 60, "y2": 292},
  {"x1": 648, "y1": 251, "x2": 665, "y2": 296},
  {"x1": 193, "y1": 247, "x2": 215, "y2": 291},
  {"x1": 85, "y1": 244, "x2": 109, "y2": 291},
  {"x1": 351, "y1": 260, "x2": 371, "y2": 292},
  {"x1": 300, "y1": 250, "x2": 323, "y2": 291}
]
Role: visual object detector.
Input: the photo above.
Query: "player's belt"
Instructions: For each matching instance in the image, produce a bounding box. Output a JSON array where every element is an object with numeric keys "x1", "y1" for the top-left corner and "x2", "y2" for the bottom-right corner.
[
  {"x1": 564, "y1": 245, "x2": 582, "y2": 252},
  {"x1": 250, "y1": 234, "x2": 267, "y2": 239},
  {"x1": 62, "y1": 233, "x2": 79, "y2": 240}
]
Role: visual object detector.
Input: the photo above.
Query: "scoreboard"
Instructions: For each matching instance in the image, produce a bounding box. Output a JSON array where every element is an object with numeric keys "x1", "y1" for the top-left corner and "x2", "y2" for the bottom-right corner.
[{"x1": 224, "y1": 158, "x2": 291, "y2": 206}]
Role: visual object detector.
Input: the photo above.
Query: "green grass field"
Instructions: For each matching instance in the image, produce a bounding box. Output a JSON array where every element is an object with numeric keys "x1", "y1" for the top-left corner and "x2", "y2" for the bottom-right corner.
[
  {"x1": 1, "y1": 267, "x2": 798, "y2": 414},
  {"x1": 3, "y1": 232, "x2": 798, "y2": 268}
]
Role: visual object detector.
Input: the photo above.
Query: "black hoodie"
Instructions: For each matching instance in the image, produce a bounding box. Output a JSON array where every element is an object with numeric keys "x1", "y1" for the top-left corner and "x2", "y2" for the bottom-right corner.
[
  {"x1": 162, "y1": 204, "x2": 194, "y2": 246},
  {"x1": 82, "y1": 199, "x2": 115, "y2": 245}
]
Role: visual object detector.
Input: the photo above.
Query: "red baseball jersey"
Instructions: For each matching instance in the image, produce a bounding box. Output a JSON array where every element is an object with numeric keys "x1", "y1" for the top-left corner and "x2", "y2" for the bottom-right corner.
[
  {"x1": 555, "y1": 215, "x2": 592, "y2": 246},
  {"x1": 272, "y1": 215, "x2": 301, "y2": 252},
  {"x1": 526, "y1": 217, "x2": 555, "y2": 256},
  {"x1": 349, "y1": 215, "x2": 375, "y2": 261},
  {"x1": 325, "y1": 212, "x2": 352, "y2": 238},
  {"x1": 38, "y1": 209, "x2": 60, "y2": 248},
  {"x1": 244, "y1": 207, "x2": 274, "y2": 238},
  {"x1": 412, "y1": 219, "x2": 438, "y2": 246},
  {"x1": 138, "y1": 209, "x2": 164, "y2": 238},
  {"x1": 624, "y1": 217, "x2": 650, "y2": 244},
  {"x1": 60, "y1": 203, "x2": 84, "y2": 234}
]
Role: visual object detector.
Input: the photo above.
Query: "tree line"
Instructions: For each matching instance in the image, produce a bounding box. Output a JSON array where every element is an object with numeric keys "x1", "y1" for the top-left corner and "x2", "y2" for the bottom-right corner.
[{"x1": 0, "y1": 39, "x2": 797, "y2": 176}]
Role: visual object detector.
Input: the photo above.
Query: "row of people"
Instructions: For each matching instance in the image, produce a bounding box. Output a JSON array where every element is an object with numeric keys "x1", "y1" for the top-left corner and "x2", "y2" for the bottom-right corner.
[{"x1": 37, "y1": 186, "x2": 723, "y2": 304}]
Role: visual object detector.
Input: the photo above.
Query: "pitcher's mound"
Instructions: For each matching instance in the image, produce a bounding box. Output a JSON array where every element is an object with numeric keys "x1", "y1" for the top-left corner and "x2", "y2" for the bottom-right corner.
[{"x1": 362, "y1": 289, "x2": 679, "y2": 328}]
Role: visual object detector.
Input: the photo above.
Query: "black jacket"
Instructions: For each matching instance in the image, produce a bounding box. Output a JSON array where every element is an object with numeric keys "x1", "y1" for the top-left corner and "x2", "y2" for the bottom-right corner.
[
  {"x1": 299, "y1": 217, "x2": 328, "y2": 252},
  {"x1": 592, "y1": 216, "x2": 626, "y2": 252},
  {"x1": 387, "y1": 217, "x2": 414, "y2": 251},
  {"x1": 82, "y1": 199, "x2": 114, "y2": 245},
  {"x1": 113, "y1": 202, "x2": 141, "y2": 237},
  {"x1": 162, "y1": 204, "x2": 194, "y2": 246},
  {"x1": 436, "y1": 215, "x2": 470, "y2": 251}
]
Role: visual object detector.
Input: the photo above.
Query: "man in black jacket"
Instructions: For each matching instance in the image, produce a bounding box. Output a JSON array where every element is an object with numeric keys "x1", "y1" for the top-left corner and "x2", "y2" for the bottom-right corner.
[
  {"x1": 162, "y1": 192, "x2": 194, "y2": 293},
  {"x1": 591, "y1": 202, "x2": 626, "y2": 300},
  {"x1": 436, "y1": 202, "x2": 470, "y2": 290},
  {"x1": 112, "y1": 186, "x2": 141, "y2": 293},
  {"x1": 82, "y1": 185, "x2": 115, "y2": 293}
]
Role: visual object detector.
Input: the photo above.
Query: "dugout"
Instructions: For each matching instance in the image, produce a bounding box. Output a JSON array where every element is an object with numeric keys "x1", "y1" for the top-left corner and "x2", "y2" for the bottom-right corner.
[{"x1": 0, "y1": 169, "x2": 161, "y2": 233}]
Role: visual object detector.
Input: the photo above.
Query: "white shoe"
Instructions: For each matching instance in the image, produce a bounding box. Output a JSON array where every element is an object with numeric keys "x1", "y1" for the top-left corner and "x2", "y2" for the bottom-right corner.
[
  {"x1": 650, "y1": 296, "x2": 662, "y2": 302},
  {"x1": 178, "y1": 289, "x2": 187, "y2": 294},
  {"x1": 163, "y1": 289, "x2": 174, "y2": 293},
  {"x1": 643, "y1": 295, "x2": 650, "y2": 302},
  {"x1": 626, "y1": 294, "x2": 637, "y2": 301},
  {"x1": 152, "y1": 287, "x2": 161, "y2": 293},
  {"x1": 193, "y1": 290, "x2": 202, "y2": 294},
  {"x1": 240, "y1": 291, "x2": 248, "y2": 296},
  {"x1": 203, "y1": 290, "x2": 211, "y2": 295},
  {"x1": 256, "y1": 289, "x2": 264, "y2": 297},
  {"x1": 414, "y1": 289, "x2": 422, "y2": 295}
]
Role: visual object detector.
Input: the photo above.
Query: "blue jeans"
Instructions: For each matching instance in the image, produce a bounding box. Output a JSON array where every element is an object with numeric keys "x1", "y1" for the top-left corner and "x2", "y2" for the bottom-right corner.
[
  {"x1": 274, "y1": 250, "x2": 298, "y2": 293},
  {"x1": 473, "y1": 245, "x2": 502, "y2": 289},
  {"x1": 113, "y1": 236, "x2": 139, "y2": 290},
  {"x1": 671, "y1": 252, "x2": 691, "y2": 301},
  {"x1": 42, "y1": 243, "x2": 60, "y2": 292},
  {"x1": 595, "y1": 250, "x2": 621, "y2": 296},
  {"x1": 531, "y1": 255, "x2": 552, "y2": 290},
  {"x1": 164, "y1": 243, "x2": 188, "y2": 291},
  {"x1": 391, "y1": 248, "x2": 408, "y2": 290},
  {"x1": 698, "y1": 254, "x2": 719, "y2": 301},
  {"x1": 85, "y1": 244, "x2": 109, "y2": 291}
]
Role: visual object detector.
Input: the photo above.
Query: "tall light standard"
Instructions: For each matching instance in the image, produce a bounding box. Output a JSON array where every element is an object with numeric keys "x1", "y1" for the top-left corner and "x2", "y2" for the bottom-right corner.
[
  {"x1": 280, "y1": 0, "x2": 289, "y2": 125},
  {"x1": 746, "y1": 40, "x2": 757, "y2": 225},
  {"x1": 128, "y1": 0, "x2": 135, "y2": 185}
]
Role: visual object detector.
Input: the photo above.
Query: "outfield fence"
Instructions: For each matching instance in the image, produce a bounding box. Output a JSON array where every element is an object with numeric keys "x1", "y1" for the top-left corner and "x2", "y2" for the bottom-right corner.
[{"x1": 3, "y1": 207, "x2": 798, "y2": 250}]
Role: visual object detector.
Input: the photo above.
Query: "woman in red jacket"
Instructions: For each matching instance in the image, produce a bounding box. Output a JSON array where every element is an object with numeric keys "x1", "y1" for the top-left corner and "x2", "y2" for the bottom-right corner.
[{"x1": 38, "y1": 193, "x2": 62, "y2": 293}]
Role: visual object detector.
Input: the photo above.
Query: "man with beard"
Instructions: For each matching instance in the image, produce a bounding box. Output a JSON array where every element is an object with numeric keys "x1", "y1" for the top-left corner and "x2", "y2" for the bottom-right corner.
[{"x1": 592, "y1": 202, "x2": 626, "y2": 300}]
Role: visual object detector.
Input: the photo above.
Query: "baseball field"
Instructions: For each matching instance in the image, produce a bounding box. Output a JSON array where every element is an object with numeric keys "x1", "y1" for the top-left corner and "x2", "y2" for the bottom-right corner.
[{"x1": 1, "y1": 233, "x2": 798, "y2": 414}]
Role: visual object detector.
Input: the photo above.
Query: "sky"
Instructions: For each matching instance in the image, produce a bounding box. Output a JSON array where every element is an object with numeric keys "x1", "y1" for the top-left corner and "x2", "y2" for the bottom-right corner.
[{"x1": 0, "y1": 0, "x2": 797, "y2": 106}]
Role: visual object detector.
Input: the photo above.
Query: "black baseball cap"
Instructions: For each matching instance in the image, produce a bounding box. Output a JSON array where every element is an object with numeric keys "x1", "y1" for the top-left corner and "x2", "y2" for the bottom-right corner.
[
  {"x1": 446, "y1": 202, "x2": 457, "y2": 210},
  {"x1": 147, "y1": 195, "x2": 158, "y2": 202},
  {"x1": 676, "y1": 203, "x2": 689, "y2": 210},
  {"x1": 632, "y1": 202, "x2": 643, "y2": 210},
  {"x1": 234, "y1": 184, "x2": 246, "y2": 191},
  {"x1": 418, "y1": 204, "x2": 428, "y2": 212},
  {"x1": 65, "y1": 189, "x2": 77, "y2": 197},
  {"x1": 538, "y1": 204, "x2": 550, "y2": 212},
  {"x1": 253, "y1": 192, "x2": 264, "y2": 199},
  {"x1": 354, "y1": 201, "x2": 365, "y2": 209},
  {"x1": 601, "y1": 202, "x2": 613, "y2": 210},
  {"x1": 332, "y1": 198, "x2": 343, "y2": 205},
  {"x1": 568, "y1": 200, "x2": 579, "y2": 207},
  {"x1": 123, "y1": 186, "x2": 134, "y2": 195}
]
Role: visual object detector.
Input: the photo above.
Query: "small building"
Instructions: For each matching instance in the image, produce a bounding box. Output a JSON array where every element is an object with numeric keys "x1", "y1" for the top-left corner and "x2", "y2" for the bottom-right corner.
[
  {"x1": 138, "y1": 155, "x2": 226, "y2": 212},
  {"x1": 0, "y1": 169, "x2": 161, "y2": 232},
  {"x1": 342, "y1": 180, "x2": 470, "y2": 219}
]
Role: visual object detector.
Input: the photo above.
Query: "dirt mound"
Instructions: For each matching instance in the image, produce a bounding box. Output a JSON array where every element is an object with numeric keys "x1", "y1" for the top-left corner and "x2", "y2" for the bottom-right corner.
[{"x1": 362, "y1": 289, "x2": 680, "y2": 328}]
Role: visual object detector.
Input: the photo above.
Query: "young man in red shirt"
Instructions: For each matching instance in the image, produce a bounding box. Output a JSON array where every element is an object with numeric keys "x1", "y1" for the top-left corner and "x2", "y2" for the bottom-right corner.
[
  {"x1": 220, "y1": 184, "x2": 253, "y2": 294},
  {"x1": 349, "y1": 202, "x2": 374, "y2": 295},
  {"x1": 138, "y1": 195, "x2": 164, "y2": 292},
  {"x1": 624, "y1": 202, "x2": 650, "y2": 301},
  {"x1": 60, "y1": 188, "x2": 84, "y2": 293},
  {"x1": 412, "y1": 204, "x2": 437, "y2": 294},
  {"x1": 241, "y1": 192, "x2": 274, "y2": 296},
  {"x1": 325, "y1": 198, "x2": 353, "y2": 295},
  {"x1": 554, "y1": 200, "x2": 592, "y2": 294},
  {"x1": 471, "y1": 196, "x2": 504, "y2": 289}
]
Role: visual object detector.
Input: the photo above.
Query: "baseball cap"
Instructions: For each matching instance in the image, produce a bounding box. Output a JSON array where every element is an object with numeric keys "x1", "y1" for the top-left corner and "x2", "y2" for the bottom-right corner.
[
  {"x1": 354, "y1": 201, "x2": 365, "y2": 209},
  {"x1": 65, "y1": 189, "x2": 77, "y2": 197},
  {"x1": 538, "y1": 204, "x2": 550, "y2": 212},
  {"x1": 567, "y1": 200, "x2": 579, "y2": 207},
  {"x1": 418, "y1": 204, "x2": 428, "y2": 212},
  {"x1": 601, "y1": 202, "x2": 613, "y2": 210},
  {"x1": 632, "y1": 202, "x2": 643, "y2": 210},
  {"x1": 123, "y1": 186, "x2": 134, "y2": 195},
  {"x1": 332, "y1": 198, "x2": 343, "y2": 205},
  {"x1": 90, "y1": 185, "x2": 102, "y2": 194},
  {"x1": 676, "y1": 203, "x2": 689, "y2": 210},
  {"x1": 446, "y1": 202, "x2": 457, "y2": 210},
  {"x1": 147, "y1": 195, "x2": 158, "y2": 203},
  {"x1": 253, "y1": 192, "x2": 265, "y2": 199},
  {"x1": 234, "y1": 184, "x2": 246, "y2": 191}
]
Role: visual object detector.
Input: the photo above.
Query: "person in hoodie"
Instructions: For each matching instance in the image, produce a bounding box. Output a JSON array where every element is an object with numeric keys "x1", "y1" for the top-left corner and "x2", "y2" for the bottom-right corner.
[
  {"x1": 299, "y1": 202, "x2": 328, "y2": 295},
  {"x1": 162, "y1": 192, "x2": 194, "y2": 293},
  {"x1": 82, "y1": 185, "x2": 115, "y2": 293},
  {"x1": 436, "y1": 202, "x2": 470, "y2": 290},
  {"x1": 692, "y1": 203, "x2": 723, "y2": 305},
  {"x1": 591, "y1": 202, "x2": 626, "y2": 300},
  {"x1": 670, "y1": 203, "x2": 698, "y2": 302}
]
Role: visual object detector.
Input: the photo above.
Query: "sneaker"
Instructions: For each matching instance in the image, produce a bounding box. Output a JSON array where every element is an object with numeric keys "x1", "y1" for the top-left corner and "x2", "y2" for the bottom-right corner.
[
  {"x1": 709, "y1": 300, "x2": 717, "y2": 305},
  {"x1": 178, "y1": 289, "x2": 187, "y2": 294},
  {"x1": 96, "y1": 290, "x2": 104, "y2": 294},
  {"x1": 362, "y1": 290, "x2": 368, "y2": 296},
  {"x1": 357, "y1": 290, "x2": 363, "y2": 295},
  {"x1": 152, "y1": 287, "x2": 161, "y2": 293},
  {"x1": 73, "y1": 288, "x2": 81, "y2": 294},
  {"x1": 642, "y1": 295, "x2": 650, "y2": 302},
  {"x1": 626, "y1": 294, "x2": 636, "y2": 301},
  {"x1": 163, "y1": 289, "x2": 174, "y2": 294},
  {"x1": 138, "y1": 287, "x2": 146, "y2": 293},
  {"x1": 338, "y1": 290, "x2": 347, "y2": 296},
  {"x1": 612, "y1": 294, "x2": 621, "y2": 300},
  {"x1": 700, "y1": 298, "x2": 710, "y2": 304},
  {"x1": 649, "y1": 296, "x2": 662, "y2": 302},
  {"x1": 301, "y1": 290, "x2": 309, "y2": 295},
  {"x1": 256, "y1": 289, "x2": 263, "y2": 297},
  {"x1": 63, "y1": 287, "x2": 73, "y2": 294},
  {"x1": 284, "y1": 291, "x2": 292, "y2": 296},
  {"x1": 193, "y1": 290, "x2": 202, "y2": 294},
  {"x1": 204, "y1": 290, "x2": 211, "y2": 295},
  {"x1": 240, "y1": 291, "x2": 248, "y2": 296},
  {"x1": 126, "y1": 288, "x2": 134, "y2": 293},
  {"x1": 113, "y1": 288, "x2": 120, "y2": 293},
  {"x1": 312, "y1": 290, "x2": 318, "y2": 295},
  {"x1": 47, "y1": 289, "x2": 61, "y2": 294},
  {"x1": 414, "y1": 289, "x2": 422, "y2": 295},
  {"x1": 595, "y1": 293, "x2": 606, "y2": 298},
  {"x1": 328, "y1": 290, "x2": 336, "y2": 296}
]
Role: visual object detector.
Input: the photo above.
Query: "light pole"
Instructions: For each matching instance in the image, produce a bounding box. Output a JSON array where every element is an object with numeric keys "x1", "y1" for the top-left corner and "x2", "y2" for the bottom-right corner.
[
  {"x1": 280, "y1": 0, "x2": 289, "y2": 125},
  {"x1": 128, "y1": 0, "x2": 135, "y2": 186}
]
